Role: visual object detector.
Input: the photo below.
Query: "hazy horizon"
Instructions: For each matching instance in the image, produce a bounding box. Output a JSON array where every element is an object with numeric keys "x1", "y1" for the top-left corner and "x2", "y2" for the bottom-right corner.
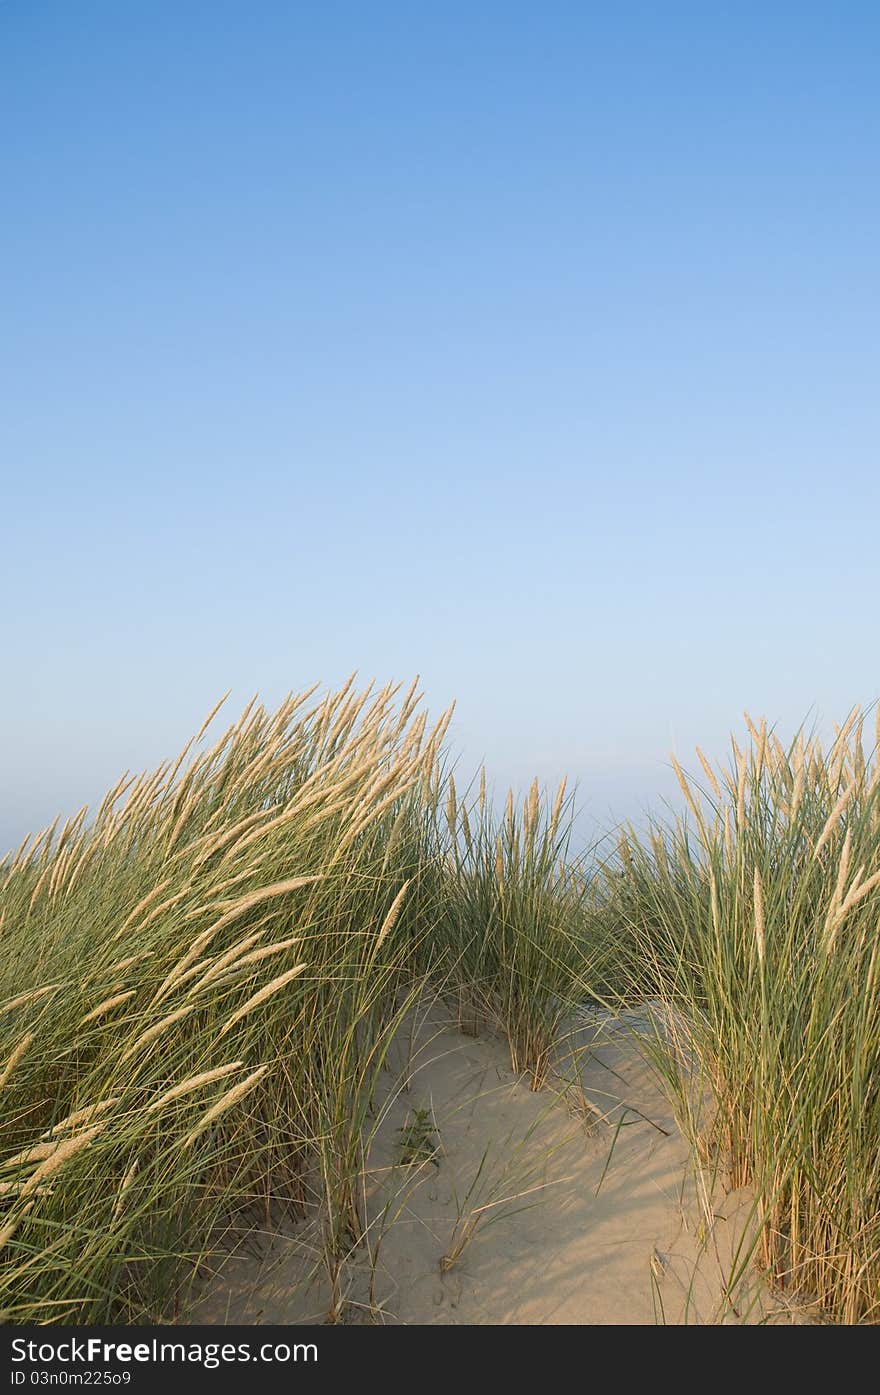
[{"x1": 3, "y1": 3, "x2": 879, "y2": 856}]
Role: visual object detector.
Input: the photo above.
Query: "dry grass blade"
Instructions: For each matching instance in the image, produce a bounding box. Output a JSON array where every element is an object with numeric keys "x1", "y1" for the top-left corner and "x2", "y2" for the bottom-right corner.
[
  {"x1": 179, "y1": 1066, "x2": 270, "y2": 1150},
  {"x1": 217, "y1": 964, "x2": 307, "y2": 1038}
]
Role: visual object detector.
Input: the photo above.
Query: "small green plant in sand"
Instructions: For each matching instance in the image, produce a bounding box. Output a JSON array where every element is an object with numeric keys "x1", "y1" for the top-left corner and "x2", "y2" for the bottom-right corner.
[{"x1": 395, "y1": 1107, "x2": 440, "y2": 1168}]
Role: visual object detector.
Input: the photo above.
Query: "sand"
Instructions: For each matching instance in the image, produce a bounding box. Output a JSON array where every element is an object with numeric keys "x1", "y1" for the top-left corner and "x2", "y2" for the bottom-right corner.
[{"x1": 191, "y1": 999, "x2": 808, "y2": 1325}]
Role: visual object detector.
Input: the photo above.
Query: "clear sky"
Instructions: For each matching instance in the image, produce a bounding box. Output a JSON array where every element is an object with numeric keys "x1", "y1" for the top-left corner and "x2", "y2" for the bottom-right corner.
[{"x1": 2, "y1": 2, "x2": 879, "y2": 855}]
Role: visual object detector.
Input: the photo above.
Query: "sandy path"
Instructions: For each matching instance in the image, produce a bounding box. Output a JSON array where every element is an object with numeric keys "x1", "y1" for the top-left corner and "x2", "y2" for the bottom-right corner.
[{"x1": 192, "y1": 1001, "x2": 798, "y2": 1325}]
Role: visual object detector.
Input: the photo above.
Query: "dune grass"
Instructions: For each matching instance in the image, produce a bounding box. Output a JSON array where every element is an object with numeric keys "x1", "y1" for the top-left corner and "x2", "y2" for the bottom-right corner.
[
  {"x1": 435, "y1": 772, "x2": 605, "y2": 1088},
  {"x1": 2, "y1": 683, "x2": 880, "y2": 1323},
  {"x1": 0, "y1": 679, "x2": 448, "y2": 1322},
  {"x1": 606, "y1": 710, "x2": 880, "y2": 1323}
]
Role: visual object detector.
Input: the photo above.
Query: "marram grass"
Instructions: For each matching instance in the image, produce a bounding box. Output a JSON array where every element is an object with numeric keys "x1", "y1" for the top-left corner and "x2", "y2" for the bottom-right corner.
[
  {"x1": 2, "y1": 684, "x2": 880, "y2": 1324},
  {"x1": 0, "y1": 679, "x2": 448, "y2": 1322},
  {"x1": 606, "y1": 709, "x2": 880, "y2": 1323}
]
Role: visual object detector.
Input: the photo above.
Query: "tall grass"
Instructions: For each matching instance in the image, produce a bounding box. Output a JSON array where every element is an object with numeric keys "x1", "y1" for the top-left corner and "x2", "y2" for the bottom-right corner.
[
  {"x1": 608, "y1": 710, "x2": 880, "y2": 1322},
  {"x1": 434, "y1": 773, "x2": 605, "y2": 1088},
  {"x1": 0, "y1": 679, "x2": 449, "y2": 1322},
  {"x1": 4, "y1": 680, "x2": 880, "y2": 1325}
]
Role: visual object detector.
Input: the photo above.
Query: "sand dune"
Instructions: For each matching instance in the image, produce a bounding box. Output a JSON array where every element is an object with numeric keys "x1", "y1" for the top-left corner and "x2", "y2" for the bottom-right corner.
[{"x1": 193, "y1": 1002, "x2": 808, "y2": 1325}]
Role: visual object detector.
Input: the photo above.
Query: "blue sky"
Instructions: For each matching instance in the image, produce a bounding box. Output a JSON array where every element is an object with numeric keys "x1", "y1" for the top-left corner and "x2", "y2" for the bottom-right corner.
[{"x1": 2, "y1": 2, "x2": 879, "y2": 854}]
